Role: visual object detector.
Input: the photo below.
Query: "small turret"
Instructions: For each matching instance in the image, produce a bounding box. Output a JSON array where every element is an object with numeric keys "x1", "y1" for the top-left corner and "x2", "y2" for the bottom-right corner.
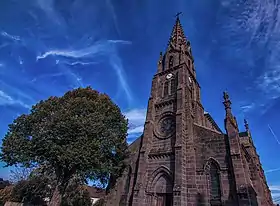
[
  {"x1": 223, "y1": 92, "x2": 238, "y2": 136},
  {"x1": 244, "y1": 119, "x2": 249, "y2": 132}
]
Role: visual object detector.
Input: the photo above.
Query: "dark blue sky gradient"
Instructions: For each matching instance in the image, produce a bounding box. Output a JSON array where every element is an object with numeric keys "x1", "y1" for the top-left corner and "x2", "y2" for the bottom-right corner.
[{"x1": 0, "y1": 0, "x2": 279, "y2": 202}]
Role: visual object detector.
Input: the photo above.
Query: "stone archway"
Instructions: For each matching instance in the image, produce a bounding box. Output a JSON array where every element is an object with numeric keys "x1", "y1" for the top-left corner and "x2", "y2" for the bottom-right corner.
[{"x1": 146, "y1": 166, "x2": 173, "y2": 206}]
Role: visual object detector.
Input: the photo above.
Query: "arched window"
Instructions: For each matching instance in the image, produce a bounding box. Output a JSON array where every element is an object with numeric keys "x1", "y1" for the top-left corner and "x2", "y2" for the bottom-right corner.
[
  {"x1": 164, "y1": 81, "x2": 169, "y2": 96},
  {"x1": 170, "y1": 79, "x2": 175, "y2": 94},
  {"x1": 124, "y1": 166, "x2": 132, "y2": 194},
  {"x1": 209, "y1": 162, "x2": 221, "y2": 202},
  {"x1": 170, "y1": 73, "x2": 178, "y2": 94},
  {"x1": 169, "y1": 56, "x2": 174, "y2": 68}
]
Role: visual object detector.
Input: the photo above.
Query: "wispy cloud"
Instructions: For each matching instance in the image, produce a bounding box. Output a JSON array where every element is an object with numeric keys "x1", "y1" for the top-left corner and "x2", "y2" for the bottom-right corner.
[
  {"x1": 36, "y1": 0, "x2": 63, "y2": 26},
  {"x1": 268, "y1": 124, "x2": 280, "y2": 146},
  {"x1": 30, "y1": 72, "x2": 65, "y2": 83},
  {"x1": 0, "y1": 90, "x2": 30, "y2": 109},
  {"x1": 64, "y1": 61, "x2": 98, "y2": 66},
  {"x1": 36, "y1": 40, "x2": 131, "y2": 60},
  {"x1": 269, "y1": 185, "x2": 280, "y2": 203},
  {"x1": 265, "y1": 167, "x2": 280, "y2": 174},
  {"x1": 258, "y1": 70, "x2": 280, "y2": 100},
  {"x1": 1, "y1": 31, "x2": 20, "y2": 41},
  {"x1": 124, "y1": 109, "x2": 146, "y2": 136},
  {"x1": 219, "y1": 0, "x2": 280, "y2": 113},
  {"x1": 270, "y1": 185, "x2": 280, "y2": 191},
  {"x1": 19, "y1": 56, "x2": 23, "y2": 65},
  {"x1": 105, "y1": 0, "x2": 120, "y2": 35},
  {"x1": 240, "y1": 103, "x2": 255, "y2": 113},
  {"x1": 36, "y1": 39, "x2": 132, "y2": 103},
  {"x1": 124, "y1": 109, "x2": 146, "y2": 126},
  {"x1": 128, "y1": 126, "x2": 144, "y2": 135}
]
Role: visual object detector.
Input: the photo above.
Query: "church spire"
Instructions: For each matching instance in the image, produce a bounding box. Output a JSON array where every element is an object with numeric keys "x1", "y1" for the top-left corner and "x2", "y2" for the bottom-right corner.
[
  {"x1": 168, "y1": 14, "x2": 188, "y2": 50},
  {"x1": 244, "y1": 119, "x2": 249, "y2": 132},
  {"x1": 223, "y1": 91, "x2": 238, "y2": 130}
]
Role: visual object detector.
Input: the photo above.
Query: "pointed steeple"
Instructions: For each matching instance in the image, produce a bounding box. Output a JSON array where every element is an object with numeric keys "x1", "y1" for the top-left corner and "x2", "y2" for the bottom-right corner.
[
  {"x1": 158, "y1": 52, "x2": 163, "y2": 65},
  {"x1": 223, "y1": 91, "x2": 232, "y2": 114},
  {"x1": 167, "y1": 14, "x2": 191, "y2": 54},
  {"x1": 223, "y1": 91, "x2": 238, "y2": 129},
  {"x1": 244, "y1": 119, "x2": 249, "y2": 132}
]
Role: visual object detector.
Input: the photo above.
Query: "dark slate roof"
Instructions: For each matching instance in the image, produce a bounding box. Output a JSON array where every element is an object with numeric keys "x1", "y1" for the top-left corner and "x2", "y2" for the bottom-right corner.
[
  {"x1": 204, "y1": 113, "x2": 223, "y2": 133},
  {"x1": 128, "y1": 135, "x2": 142, "y2": 154}
]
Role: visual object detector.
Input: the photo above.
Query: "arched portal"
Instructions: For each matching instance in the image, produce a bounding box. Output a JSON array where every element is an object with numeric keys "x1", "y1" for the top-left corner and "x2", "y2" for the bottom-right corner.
[{"x1": 146, "y1": 166, "x2": 173, "y2": 206}]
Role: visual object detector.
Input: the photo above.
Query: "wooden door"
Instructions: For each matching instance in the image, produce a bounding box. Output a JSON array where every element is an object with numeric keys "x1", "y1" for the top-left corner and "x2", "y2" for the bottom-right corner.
[
  {"x1": 155, "y1": 193, "x2": 173, "y2": 206},
  {"x1": 156, "y1": 195, "x2": 164, "y2": 206}
]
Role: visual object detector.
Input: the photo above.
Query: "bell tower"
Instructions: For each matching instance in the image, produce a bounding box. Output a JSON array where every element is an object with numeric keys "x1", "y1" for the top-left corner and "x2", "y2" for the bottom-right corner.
[{"x1": 129, "y1": 15, "x2": 203, "y2": 206}]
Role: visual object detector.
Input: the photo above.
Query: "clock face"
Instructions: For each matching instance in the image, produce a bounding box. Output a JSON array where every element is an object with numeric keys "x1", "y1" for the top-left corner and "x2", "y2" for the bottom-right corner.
[
  {"x1": 166, "y1": 73, "x2": 173, "y2": 79},
  {"x1": 159, "y1": 117, "x2": 175, "y2": 136}
]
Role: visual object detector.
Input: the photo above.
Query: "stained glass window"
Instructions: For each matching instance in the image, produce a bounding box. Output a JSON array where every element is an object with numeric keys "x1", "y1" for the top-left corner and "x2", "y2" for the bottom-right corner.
[{"x1": 210, "y1": 163, "x2": 221, "y2": 201}]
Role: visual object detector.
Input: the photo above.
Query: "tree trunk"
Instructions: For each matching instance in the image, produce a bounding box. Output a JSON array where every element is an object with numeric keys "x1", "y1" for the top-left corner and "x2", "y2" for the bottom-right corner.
[{"x1": 48, "y1": 185, "x2": 62, "y2": 206}]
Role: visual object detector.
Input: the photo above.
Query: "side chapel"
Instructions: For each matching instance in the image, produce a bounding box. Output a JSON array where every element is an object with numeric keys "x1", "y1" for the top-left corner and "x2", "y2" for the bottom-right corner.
[{"x1": 105, "y1": 16, "x2": 274, "y2": 206}]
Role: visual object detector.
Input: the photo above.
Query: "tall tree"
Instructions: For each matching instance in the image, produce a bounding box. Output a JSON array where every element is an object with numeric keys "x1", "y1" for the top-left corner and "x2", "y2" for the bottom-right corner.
[
  {"x1": 0, "y1": 87, "x2": 128, "y2": 206},
  {"x1": 9, "y1": 166, "x2": 33, "y2": 183}
]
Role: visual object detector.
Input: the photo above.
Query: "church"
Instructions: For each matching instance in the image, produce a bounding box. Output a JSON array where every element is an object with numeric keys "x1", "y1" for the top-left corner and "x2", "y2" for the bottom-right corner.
[{"x1": 104, "y1": 16, "x2": 274, "y2": 206}]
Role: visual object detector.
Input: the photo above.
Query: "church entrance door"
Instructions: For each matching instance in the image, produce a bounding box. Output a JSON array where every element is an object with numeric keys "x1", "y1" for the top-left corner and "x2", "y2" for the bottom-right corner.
[{"x1": 155, "y1": 193, "x2": 173, "y2": 206}]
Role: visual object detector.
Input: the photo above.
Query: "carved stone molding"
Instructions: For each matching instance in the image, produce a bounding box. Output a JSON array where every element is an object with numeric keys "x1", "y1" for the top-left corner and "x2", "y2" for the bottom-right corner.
[{"x1": 173, "y1": 184, "x2": 181, "y2": 192}]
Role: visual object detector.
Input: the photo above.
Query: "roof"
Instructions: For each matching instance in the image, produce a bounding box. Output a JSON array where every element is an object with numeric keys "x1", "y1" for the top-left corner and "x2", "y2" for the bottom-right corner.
[
  {"x1": 204, "y1": 113, "x2": 223, "y2": 133},
  {"x1": 128, "y1": 135, "x2": 142, "y2": 154}
]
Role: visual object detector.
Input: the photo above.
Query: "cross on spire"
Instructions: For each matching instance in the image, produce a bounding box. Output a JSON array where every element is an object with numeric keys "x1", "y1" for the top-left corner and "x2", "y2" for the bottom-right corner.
[
  {"x1": 167, "y1": 12, "x2": 187, "y2": 49},
  {"x1": 175, "y1": 12, "x2": 182, "y2": 19}
]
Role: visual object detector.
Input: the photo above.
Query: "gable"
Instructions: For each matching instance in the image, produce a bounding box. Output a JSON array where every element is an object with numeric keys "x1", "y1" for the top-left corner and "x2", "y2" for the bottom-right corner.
[{"x1": 204, "y1": 112, "x2": 222, "y2": 133}]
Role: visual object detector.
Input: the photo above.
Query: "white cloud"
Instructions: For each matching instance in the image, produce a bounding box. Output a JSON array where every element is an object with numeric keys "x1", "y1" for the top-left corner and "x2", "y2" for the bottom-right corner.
[
  {"x1": 36, "y1": 40, "x2": 131, "y2": 60},
  {"x1": 124, "y1": 109, "x2": 146, "y2": 126},
  {"x1": 19, "y1": 56, "x2": 23, "y2": 65},
  {"x1": 265, "y1": 167, "x2": 280, "y2": 174},
  {"x1": 0, "y1": 90, "x2": 30, "y2": 109},
  {"x1": 269, "y1": 185, "x2": 280, "y2": 203},
  {"x1": 268, "y1": 124, "x2": 280, "y2": 146},
  {"x1": 270, "y1": 185, "x2": 280, "y2": 191},
  {"x1": 105, "y1": 0, "x2": 120, "y2": 35},
  {"x1": 240, "y1": 103, "x2": 255, "y2": 113},
  {"x1": 128, "y1": 126, "x2": 144, "y2": 134},
  {"x1": 36, "y1": 39, "x2": 132, "y2": 103},
  {"x1": 65, "y1": 61, "x2": 98, "y2": 66},
  {"x1": 124, "y1": 108, "x2": 146, "y2": 137},
  {"x1": 258, "y1": 69, "x2": 280, "y2": 100},
  {"x1": 36, "y1": 0, "x2": 63, "y2": 26},
  {"x1": 0, "y1": 31, "x2": 20, "y2": 41}
]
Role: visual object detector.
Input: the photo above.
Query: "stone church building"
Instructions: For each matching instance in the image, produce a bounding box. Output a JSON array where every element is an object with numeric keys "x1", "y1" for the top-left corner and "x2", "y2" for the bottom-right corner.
[{"x1": 105, "y1": 17, "x2": 273, "y2": 206}]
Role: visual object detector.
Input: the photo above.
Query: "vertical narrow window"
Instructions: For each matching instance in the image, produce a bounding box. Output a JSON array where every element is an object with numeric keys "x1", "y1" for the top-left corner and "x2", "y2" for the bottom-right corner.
[
  {"x1": 162, "y1": 54, "x2": 166, "y2": 71},
  {"x1": 210, "y1": 163, "x2": 221, "y2": 202},
  {"x1": 124, "y1": 166, "x2": 132, "y2": 194},
  {"x1": 171, "y1": 78, "x2": 176, "y2": 94},
  {"x1": 164, "y1": 81, "x2": 169, "y2": 96},
  {"x1": 169, "y1": 56, "x2": 174, "y2": 68},
  {"x1": 175, "y1": 72, "x2": 179, "y2": 87},
  {"x1": 190, "y1": 84, "x2": 194, "y2": 99}
]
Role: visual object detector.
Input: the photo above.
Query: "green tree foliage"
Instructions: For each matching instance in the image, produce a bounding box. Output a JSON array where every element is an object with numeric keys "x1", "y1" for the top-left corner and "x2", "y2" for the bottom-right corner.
[
  {"x1": 61, "y1": 179, "x2": 92, "y2": 206},
  {"x1": 10, "y1": 176, "x2": 50, "y2": 205},
  {"x1": 8, "y1": 174, "x2": 92, "y2": 206},
  {"x1": 0, "y1": 87, "x2": 128, "y2": 206}
]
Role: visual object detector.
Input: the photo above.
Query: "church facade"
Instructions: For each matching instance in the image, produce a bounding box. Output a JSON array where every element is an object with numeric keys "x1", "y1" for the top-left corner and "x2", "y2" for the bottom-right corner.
[{"x1": 105, "y1": 17, "x2": 273, "y2": 206}]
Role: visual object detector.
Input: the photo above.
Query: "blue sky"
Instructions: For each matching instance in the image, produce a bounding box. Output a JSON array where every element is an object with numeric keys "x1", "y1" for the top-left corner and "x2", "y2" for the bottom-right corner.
[{"x1": 0, "y1": 0, "x2": 280, "y2": 202}]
